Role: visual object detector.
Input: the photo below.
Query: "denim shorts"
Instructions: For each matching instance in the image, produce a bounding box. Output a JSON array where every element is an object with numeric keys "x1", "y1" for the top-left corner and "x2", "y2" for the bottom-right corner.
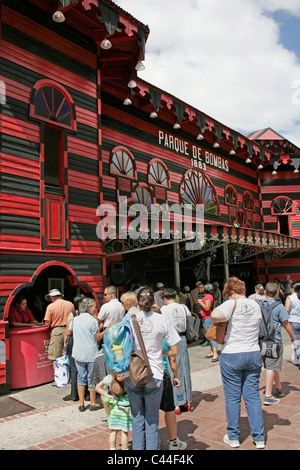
[{"x1": 160, "y1": 370, "x2": 175, "y2": 412}]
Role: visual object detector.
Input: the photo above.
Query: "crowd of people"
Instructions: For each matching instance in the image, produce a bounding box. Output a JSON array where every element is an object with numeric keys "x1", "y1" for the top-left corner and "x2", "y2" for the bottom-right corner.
[{"x1": 8, "y1": 273, "x2": 300, "y2": 450}]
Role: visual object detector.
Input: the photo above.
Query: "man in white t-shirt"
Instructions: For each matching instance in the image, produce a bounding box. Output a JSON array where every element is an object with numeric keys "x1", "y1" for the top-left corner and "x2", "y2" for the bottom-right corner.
[{"x1": 98, "y1": 285, "x2": 125, "y2": 328}]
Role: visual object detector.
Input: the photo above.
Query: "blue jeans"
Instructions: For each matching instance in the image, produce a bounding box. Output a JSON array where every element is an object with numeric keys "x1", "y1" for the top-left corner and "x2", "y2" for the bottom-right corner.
[
  {"x1": 219, "y1": 351, "x2": 264, "y2": 441},
  {"x1": 168, "y1": 335, "x2": 192, "y2": 406},
  {"x1": 290, "y1": 322, "x2": 300, "y2": 361},
  {"x1": 203, "y1": 316, "x2": 218, "y2": 348},
  {"x1": 124, "y1": 376, "x2": 163, "y2": 450}
]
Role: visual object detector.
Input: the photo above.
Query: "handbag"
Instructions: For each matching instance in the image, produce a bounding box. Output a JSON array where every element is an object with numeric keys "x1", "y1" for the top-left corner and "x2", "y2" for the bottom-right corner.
[
  {"x1": 291, "y1": 348, "x2": 299, "y2": 365},
  {"x1": 129, "y1": 314, "x2": 154, "y2": 386},
  {"x1": 205, "y1": 299, "x2": 237, "y2": 344}
]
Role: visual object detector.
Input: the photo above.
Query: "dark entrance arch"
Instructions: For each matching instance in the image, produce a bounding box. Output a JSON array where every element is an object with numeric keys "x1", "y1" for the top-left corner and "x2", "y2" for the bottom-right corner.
[{"x1": 5, "y1": 261, "x2": 97, "y2": 323}]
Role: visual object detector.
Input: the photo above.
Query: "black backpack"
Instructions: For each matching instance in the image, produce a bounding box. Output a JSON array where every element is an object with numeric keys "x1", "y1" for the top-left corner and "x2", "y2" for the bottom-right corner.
[{"x1": 182, "y1": 305, "x2": 201, "y2": 344}]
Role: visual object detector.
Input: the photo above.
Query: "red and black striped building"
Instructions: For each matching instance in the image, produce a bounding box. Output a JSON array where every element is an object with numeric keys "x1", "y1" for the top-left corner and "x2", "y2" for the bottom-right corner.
[{"x1": 0, "y1": 0, "x2": 300, "y2": 393}]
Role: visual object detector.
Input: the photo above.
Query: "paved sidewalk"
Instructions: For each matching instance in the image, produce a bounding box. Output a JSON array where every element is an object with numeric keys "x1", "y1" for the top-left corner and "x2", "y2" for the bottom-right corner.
[{"x1": 1, "y1": 336, "x2": 299, "y2": 451}]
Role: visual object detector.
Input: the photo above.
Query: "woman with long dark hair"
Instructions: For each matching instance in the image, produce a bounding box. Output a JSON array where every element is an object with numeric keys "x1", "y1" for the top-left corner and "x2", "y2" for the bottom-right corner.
[{"x1": 124, "y1": 286, "x2": 180, "y2": 450}]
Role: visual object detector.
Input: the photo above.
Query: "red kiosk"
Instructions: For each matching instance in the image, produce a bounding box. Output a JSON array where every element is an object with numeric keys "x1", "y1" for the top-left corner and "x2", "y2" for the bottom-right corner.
[{"x1": 9, "y1": 326, "x2": 53, "y2": 389}]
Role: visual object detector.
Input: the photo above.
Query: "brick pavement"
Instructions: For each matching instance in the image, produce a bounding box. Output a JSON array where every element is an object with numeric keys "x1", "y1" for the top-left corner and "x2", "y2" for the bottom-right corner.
[{"x1": 21, "y1": 353, "x2": 300, "y2": 450}]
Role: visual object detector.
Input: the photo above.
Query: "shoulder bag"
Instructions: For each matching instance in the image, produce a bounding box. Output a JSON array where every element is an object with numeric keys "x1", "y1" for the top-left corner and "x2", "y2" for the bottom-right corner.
[
  {"x1": 129, "y1": 314, "x2": 154, "y2": 386},
  {"x1": 205, "y1": 299, "x2": 237, "y2": 344}
]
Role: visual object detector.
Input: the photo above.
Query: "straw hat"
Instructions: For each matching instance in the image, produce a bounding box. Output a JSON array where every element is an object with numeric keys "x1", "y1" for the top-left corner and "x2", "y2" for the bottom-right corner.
[{"x1": 45, "y1": 289, "x2": 64, "y2": 301}]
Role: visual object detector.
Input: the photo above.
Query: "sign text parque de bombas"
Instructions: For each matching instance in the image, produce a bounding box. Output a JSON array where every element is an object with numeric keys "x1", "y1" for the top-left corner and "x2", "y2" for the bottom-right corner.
[{"x1": 158, "y1": 130, "x2": 229, "y2": 172}]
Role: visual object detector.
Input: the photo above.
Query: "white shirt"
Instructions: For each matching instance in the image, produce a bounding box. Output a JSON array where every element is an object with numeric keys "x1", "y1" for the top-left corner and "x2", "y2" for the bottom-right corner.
[
  {"x1": 98, "y1": 298, "x2": 125, "y2": 327},
  {"x1": 248, "y1": 293, "x2": 266, "y2": 301},
  {"x1": 161, "y1": 302, "x2": 190, "y2": 334},
  {"x1": 216, "y1": 298, "x2": 262, "y2": 354},
  {"x1": 288, "y1": 292, "x2": 300, "y2": 323},
  {"x1": 131, "y1": 309, "x2": 180, "y2": 380}
]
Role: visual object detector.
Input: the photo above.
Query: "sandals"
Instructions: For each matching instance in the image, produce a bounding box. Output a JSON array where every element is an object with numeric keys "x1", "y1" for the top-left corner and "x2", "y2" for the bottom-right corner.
[
  {"x1": 78, "y1": 405, "x2": 85, "y2": 412},
  {"x1": 205, "y1": 354, "x2": 213, "y2": 358},
  {"x1": 89, "y1": 404, "x2": 101, "y2": 411},
  {"x1": 211, "y1": 357, "x2": 219, "y2": 362}
]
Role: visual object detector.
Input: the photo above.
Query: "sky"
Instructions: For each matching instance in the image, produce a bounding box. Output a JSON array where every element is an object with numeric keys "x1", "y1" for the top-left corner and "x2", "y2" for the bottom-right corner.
[{"x1": 114, "y1": 0, "x2": 300, "y2": 148}]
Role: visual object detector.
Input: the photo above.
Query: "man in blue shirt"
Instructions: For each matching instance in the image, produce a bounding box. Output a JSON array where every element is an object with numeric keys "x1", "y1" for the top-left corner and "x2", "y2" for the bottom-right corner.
[{"x1": 263, "y1": 282, "x2": 297, "y2": 405}]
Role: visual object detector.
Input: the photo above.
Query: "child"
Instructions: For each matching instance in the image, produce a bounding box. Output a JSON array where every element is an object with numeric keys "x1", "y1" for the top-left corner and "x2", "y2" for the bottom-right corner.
[{"x1": 95, "y1": 372, "x2": 132, "y2": 450}]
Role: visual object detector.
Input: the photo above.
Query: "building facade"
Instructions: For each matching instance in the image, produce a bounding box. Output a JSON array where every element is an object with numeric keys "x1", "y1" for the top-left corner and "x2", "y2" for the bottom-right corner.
[{"x1": 0, "y1": 0, "x2": 300, "y2": 393}]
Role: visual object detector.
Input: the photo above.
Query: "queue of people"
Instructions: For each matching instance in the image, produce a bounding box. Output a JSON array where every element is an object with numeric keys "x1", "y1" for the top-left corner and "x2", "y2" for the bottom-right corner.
[{"x1": 8, "y1": 274, "x2": 299, "y2": 451}]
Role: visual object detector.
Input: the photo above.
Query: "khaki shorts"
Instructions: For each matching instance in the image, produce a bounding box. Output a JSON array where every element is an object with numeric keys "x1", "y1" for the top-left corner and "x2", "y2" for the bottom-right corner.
[
  {"x1": 262, "y1": 340, "x2": 283, "y2": 372},
  {"x1": 48, "y1": 327, "x2": 66, "y2": 360}
]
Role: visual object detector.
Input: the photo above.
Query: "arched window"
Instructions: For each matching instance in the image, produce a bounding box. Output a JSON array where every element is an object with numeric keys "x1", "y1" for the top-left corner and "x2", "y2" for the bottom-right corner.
[
  {"x1": 180, "y1": 169, "x2": 219, "y2": 215},
  {"x1": 224, "y1": 185, "x2": 237, "y2": 206},
  {"x1": 120, "y1": 184, "x2": 153, "y2": 233},
  {"x1": 148, "y1": 159, "x2": 169, "y2": 187},
  {"x1": 271, "y1": 196, "x2": 294, "y2": 236},
  {"x1": 271, "y1": 196, "x2": 294, "y2": 215},
  {"x1": 30, "y1": 80, "x2": 76, "y2": 130},
  {"x1": 30, "y1": 80, "x2": 75, "y2": 249},
  {"x1": 243, "y1": 191, "x2": 254, "y2": 211},
  {"x1": 110, "y1": 147, "x2": 136, "y2": 178},
  {"x1": 225, "y1": 185, "x2": 238, "y2": 225},
  {"x1": 233, "y1": 209, "x2": 252, "y2": 228},
  {"x1": 133, "y1": 184, "x2": 152, "y2": 209}
]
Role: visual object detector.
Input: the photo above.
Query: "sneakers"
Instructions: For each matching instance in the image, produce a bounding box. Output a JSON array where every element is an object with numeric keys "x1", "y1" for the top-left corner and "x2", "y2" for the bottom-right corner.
[
  {"x1": 264, "y1": 395, "x2": 280, "y2": 405},
  {"x1": 168, "y1": 438, "x2": 187, "y2": 450},
  {"x1": 275, "y1": 387, "x2": 284, "y2": 397},
  {"x1": 253, "y1": 440, "x2": 266, "y2": 449},
  {"x1": 223, "y1": 434, "x2": 240, "y2": 448}
]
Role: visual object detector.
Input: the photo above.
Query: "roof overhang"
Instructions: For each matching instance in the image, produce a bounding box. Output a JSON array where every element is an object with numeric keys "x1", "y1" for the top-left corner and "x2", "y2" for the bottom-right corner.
[{"x1": 104, "y1": 224, "x2": 300, "y2": 265}]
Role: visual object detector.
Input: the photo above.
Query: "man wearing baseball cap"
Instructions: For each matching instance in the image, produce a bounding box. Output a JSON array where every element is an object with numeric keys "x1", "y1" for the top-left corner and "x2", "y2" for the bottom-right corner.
[{"x1": 44, "y1": 288, "x2": 75, "y2": 385}]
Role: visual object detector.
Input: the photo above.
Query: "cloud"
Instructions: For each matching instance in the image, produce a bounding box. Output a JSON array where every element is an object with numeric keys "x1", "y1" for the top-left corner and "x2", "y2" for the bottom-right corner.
[{"x1": 114, "y1": 0, "x2": 300, "y2": 147}]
